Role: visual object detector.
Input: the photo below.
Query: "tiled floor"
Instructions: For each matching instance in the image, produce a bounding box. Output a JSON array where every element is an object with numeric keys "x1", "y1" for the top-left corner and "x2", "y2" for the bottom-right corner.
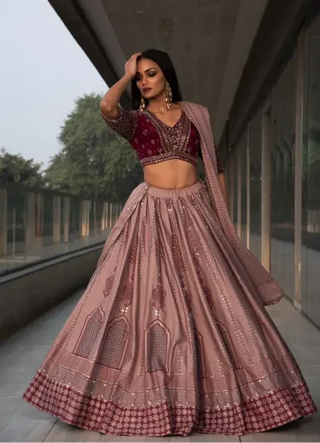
[{"x1": 0, "y1": 292, "x2": 319, "y2": 442}]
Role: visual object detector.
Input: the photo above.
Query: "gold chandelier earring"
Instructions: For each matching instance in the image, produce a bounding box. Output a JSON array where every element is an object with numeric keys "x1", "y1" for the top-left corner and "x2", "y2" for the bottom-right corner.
[
  {"x1": 139, "y1": 96, "x2": 146, "y2": 112},
  {"x1": 165, "y1": 81, "x2": 173, "y2": 110}
]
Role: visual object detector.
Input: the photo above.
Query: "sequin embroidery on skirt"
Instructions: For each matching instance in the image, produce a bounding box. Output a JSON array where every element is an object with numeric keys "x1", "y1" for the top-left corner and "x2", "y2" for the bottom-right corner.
[{"x1": 23, "y1": 180, "x2": 317, "y2": 436}]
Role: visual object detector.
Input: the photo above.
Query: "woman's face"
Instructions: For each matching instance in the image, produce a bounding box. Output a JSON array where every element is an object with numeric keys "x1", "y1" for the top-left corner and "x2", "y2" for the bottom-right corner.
[{"x1": 135, "y1": 58, "x2": 166, "y2": 100}]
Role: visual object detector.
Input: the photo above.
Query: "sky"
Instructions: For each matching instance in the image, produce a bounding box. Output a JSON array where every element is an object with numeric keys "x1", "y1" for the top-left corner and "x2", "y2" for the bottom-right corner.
[{"x1": 0, "y1": 0, "x2": 108, "y2": 170}]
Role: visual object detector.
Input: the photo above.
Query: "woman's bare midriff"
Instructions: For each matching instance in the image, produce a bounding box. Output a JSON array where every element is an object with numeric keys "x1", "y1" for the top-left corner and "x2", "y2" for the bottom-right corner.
[{"x1": 143, "y1": 159, "x2": 198, "y2": 189}]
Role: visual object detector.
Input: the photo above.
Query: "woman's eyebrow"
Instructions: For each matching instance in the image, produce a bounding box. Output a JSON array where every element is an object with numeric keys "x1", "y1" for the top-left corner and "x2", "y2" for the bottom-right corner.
[{"x1": 136, "y1": 68, "x2": 157, "y2": 75}]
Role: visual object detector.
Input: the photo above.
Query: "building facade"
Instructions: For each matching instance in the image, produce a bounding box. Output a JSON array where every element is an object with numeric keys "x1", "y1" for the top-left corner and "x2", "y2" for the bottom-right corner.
[{"x1": 224, "y1": 8, "x2": 320, "y2": 328}]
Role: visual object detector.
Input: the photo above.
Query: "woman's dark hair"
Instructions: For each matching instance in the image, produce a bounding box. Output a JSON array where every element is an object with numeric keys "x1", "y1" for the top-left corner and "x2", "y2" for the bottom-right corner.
[{"x1": 131, "y1": 49, "x2": 182, "y2": 110}]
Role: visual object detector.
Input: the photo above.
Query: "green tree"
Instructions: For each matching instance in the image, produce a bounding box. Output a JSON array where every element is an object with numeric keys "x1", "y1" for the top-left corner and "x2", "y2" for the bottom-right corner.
[
  {"x1": 0, "y1": 147, "x2": 45, "y2": 187},
  {"x1": 45, "y1": 93, "x2": 142, "y2": 202}
]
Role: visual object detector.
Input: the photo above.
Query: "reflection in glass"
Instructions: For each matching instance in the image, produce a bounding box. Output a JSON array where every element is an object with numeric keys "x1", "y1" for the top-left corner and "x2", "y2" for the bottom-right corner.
[
  {"x1": 240, "y1": 134, "x2": 247, "y2": 243},
  {"x1": 0, "y1": 184, "x2": 123, "y2": 275},
  {"x1": 6, "y1": 187, "x2": 26, "y2": 256},
  {"x1": 270, "y1": 55, "x2": 296, "y2": 300},
  {"x1": 232, "y1": 154, "x2": 238, "y2": 226},
  {"x1": 302, "y1": 16, "x2": 320, "y2": 327},
  {"x1": 249, "y1": 112, "x2": 262, "y2": 261}
]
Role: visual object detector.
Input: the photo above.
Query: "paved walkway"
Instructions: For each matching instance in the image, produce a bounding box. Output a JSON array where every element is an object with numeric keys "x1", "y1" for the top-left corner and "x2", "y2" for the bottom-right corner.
[{"x1": 0, "y1": 292, "x2": 319, "y2": 442}]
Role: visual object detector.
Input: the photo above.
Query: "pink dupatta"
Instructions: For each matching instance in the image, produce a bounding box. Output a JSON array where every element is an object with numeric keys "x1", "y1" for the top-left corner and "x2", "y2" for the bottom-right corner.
[{"x1": 180, "y1": 101, "x2": 283, "y2": 306}]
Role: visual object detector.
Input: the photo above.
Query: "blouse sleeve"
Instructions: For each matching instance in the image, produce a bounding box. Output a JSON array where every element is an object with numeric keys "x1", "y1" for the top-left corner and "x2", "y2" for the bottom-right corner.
[
  {"x1": 214, "y1": 141, "x2": 224, "y2": 174},
  {"x1": 101, "y1": 107, "x2": 138, "y2": 141}
]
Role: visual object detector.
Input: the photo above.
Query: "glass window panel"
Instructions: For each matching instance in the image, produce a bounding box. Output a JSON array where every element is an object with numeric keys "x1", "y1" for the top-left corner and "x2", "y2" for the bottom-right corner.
[
  {"x1": 270, "y1": 54, "x2": 296, "y2": 299},
  {"x1": 0, "y1": 184, "x2": 123, "y2": 275},
  {"x1": 302, "y1": 16, "x2": 320, "y2": 327},
  {"x1": 249, "y1": 112, "x2": 262, "y2": 261},
  {"x1": 240, "y1": 133, "x2": 247, "y2": 242}
]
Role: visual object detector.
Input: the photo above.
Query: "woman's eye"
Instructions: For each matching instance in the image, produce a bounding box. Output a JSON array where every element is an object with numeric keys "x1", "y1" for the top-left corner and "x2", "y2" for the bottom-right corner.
[
  {"x1": 134, "y1": 76, "x2": 141, "y2": 82},
  {"x1": 148, "y1": 71, "x2": 156, "y2": 77}
]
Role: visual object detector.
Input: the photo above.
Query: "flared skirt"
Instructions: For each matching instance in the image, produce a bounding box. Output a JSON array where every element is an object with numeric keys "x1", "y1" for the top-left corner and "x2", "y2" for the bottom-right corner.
[{"x1": 23, "y1": 180, "x2": 317, "y2": 436}]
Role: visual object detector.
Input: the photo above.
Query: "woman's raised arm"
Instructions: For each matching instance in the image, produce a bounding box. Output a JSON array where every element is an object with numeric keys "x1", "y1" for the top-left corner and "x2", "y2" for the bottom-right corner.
[{"x1": 100, "y1": 52, "x2": 141, "y2": 118}]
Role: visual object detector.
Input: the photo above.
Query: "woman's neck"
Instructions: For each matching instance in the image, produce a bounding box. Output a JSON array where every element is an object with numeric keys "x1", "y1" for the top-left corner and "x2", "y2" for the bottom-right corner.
[
  {"x1": 147, "y1": 95, "x2": 166, "y2": 113},
  {"x1": 147, "y1": 95, "x2": 178, "y2": 114}
]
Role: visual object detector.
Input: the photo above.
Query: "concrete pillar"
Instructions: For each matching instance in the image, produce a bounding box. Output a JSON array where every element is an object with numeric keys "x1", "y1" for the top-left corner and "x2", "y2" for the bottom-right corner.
[
  {"x1": 246, "y1": 123, "x2": 251, "y2": 249},
  {"x1": 81, "y1": 201, "x2": 86, "y2": 237},
  {"x1": 101, "y1": 203, "x2": 106, "y2": 231},
  {"x1": 237, "y1": 149, "x2": 242, "y2": 238},
  {"x1": 106, "y1": 203, "x2": 110, "y2": 229},
  {"x1": 93, "y1": 201, "x2": 96, "y2": 235},
  {"x1": 81, "y1": 200, "x2": 91, "y2": 237},
  {"x1": 35, "y1": 193, "x2": 43, "y2": 238},
  {"x1": 0, "y1": 189, "x2": 7, "y2": 257},
  {"x1": 53, "y1": 196, "x2": 61, "y2": 243},
  {"x1": 110, "y1": 203, "x2": 114, "y2": 228},
  {"x1": 93, "y1": 201, "x2": 101, "y2": 235},
  {"x1": 225, "y1": 169, "x2": 230, "y2": 216},
  {"x1": 25, "y1": 192, "x2": 35, "y2": 253},
  {"x1": 294, "y1": 30, "x2": 305, "y2": 311},
  {"x1": 261, "y1": 112, "x2": 272, "y2": 272},
  {"x1": 63, "y1": 197, "x2": 70, "y2": 243},
  {"x1": 229, "y1": 156, "x2": 235, "y2": 224}
]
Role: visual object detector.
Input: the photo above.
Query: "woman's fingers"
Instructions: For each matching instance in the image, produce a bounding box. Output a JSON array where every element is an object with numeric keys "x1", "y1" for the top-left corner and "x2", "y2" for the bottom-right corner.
[{"x1": 130, "y1": 52, "x2": 141, "y2": 59}]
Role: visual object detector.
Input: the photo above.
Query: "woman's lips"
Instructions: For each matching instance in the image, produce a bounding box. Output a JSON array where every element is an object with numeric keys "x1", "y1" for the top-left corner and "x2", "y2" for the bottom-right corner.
[{"x1": 143, "y1": 88, "x2": 151, "y2": 93}]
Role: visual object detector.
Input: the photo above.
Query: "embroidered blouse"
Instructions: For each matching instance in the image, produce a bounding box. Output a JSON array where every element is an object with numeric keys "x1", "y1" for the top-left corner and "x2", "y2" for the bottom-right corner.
[{"x1": 101, "y1": 107, "x2": 224, "y2": 174}]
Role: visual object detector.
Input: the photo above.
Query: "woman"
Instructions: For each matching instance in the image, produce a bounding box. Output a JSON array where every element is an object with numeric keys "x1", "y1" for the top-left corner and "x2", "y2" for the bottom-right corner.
[{"x1": 23, "y1": 49, "x2": 317, "y2": 436}]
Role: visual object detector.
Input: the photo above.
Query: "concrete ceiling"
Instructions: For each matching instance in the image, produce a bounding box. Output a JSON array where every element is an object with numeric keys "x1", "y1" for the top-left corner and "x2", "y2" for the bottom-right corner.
[{"x1": 49, "y1": 0, "x2": 268, "y2": 142}]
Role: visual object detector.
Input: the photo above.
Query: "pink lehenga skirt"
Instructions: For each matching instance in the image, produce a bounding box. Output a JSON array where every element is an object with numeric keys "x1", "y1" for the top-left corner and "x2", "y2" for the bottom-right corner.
[{"x1": 23, "y1": 180, "x2": 317, "y2": 436}]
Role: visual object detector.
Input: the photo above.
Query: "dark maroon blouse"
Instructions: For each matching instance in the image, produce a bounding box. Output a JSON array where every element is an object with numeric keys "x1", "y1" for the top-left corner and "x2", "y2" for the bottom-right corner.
[{"x1": 102, "y1": 107, "x2": 224, "y2": 174}]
